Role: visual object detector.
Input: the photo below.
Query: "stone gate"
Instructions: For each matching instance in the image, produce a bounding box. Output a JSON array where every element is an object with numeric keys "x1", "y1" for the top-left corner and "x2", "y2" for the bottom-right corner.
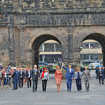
[{"x1": 0, "y1": 0, "x2": 105, "y2": 66}]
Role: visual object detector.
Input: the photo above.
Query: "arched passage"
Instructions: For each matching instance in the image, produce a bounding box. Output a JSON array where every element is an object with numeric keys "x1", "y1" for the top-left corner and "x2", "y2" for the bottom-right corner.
[
  {"x1": 32, "y1": 34, "x2": 62, "y2": 66},
  {"x1": 82, "y1": 33, "x2": 105, "y2": 66}
]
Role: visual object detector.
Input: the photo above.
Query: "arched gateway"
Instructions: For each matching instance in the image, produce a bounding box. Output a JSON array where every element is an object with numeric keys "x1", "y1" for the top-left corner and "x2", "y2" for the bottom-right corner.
[
  {"x1": 81, "y1": 33, "x2": 105, "y2": 66},
  {"x1": 1, "y1": 1, "x2": 105, "y2": 67},
  {"x1": 31, "y1": 34, "x2": 62, "y2": 65}
]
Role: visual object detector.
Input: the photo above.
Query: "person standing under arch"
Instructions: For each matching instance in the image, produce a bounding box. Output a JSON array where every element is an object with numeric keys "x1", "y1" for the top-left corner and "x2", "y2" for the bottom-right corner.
[
  {"x1": 55, "y1": 66, "x2": 63, "y2": 92},
  {"x1": 41, "y1": 67, "x2": 49, "y2": 92}
]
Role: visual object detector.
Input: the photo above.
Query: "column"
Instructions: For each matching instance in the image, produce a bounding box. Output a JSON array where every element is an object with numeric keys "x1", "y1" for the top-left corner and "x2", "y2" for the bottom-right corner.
[
  {"x1": 62, "y1": 26, "x2": 74, "y2": 64},
  {"x1": 62, "y1": 35, "x2": 70, "y2": 64},
  {"x1": 67, "y1": 26, "x2": 74, "y2": 63},
  {"x1": 19, "y1": 25, "x2": 25, "y2": 65},
  {"x1": 8, "y1": 15, "x2": 16, "y2": 66},
  {"x1": 72, "y1": 32, "x2": 81, "y2": 65}
]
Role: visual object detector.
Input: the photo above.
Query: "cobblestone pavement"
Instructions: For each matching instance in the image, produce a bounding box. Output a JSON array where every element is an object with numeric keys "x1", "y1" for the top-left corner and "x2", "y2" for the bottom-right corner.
[{"x1": 0, "y1": 77, "x2": 105, "y2": 105}]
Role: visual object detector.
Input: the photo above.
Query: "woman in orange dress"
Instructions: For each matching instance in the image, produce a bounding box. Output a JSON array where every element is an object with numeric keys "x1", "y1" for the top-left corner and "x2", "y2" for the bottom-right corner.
[{"x1": 55, "y1": 66, "x2": 63, "y2": 92}]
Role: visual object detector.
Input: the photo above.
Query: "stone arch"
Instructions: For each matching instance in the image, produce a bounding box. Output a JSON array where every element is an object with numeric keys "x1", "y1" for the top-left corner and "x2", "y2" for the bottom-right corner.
[
  {"x1": 29, "y1": 33, "x2": 64, "y2": 50},
  {"x1": 82, "y1": 33, "x2": 105, "y2": 66},
  {"x1": 75, "y1": 32, "x2": 105, "y2": 66},
  {"x1": 31, "y1": 34, "x2": 62, "y2": 65}
]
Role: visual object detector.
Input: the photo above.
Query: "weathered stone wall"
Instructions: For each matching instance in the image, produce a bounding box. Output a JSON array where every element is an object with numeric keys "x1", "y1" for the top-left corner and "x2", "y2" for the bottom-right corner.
[
  {"x1": 1, "y1": 1, "x2": 105, "y2": 65},
  {"x1": 1, "y1": 0, "x2": 105, "y2": 9},
  {"x1": 22, "y1": 27, "x2": 69, "y2": 65},
  {"x1": 0, "y1": 27, "x2": 9, "y2": 65}
]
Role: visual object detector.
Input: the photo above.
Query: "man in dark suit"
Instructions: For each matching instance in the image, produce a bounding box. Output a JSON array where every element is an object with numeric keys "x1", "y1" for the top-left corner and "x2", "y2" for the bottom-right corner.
[
  {"x1": 19, "y1": 68, "x2": 25, "y2": 88},
  {"x1": 31, "y1": 65, "x2": 39, "y2": 92},
  {"x1": 26, "y1": 68, "x2": 32, "y2": 88},
  {"x1": 98, "y1": 66, "x2": 105, "y2": 85},
  {"x1": 12, "y1": 67, "x2": 19, "y2": 90},
  {"x1": 75, "y1": 66, "x2": 82, "y2": 91}
]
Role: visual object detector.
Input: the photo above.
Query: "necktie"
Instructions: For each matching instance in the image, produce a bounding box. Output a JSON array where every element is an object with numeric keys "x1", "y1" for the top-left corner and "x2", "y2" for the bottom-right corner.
[{"x1": 78, "y1": 72, "x2": 80, "y2": 79}]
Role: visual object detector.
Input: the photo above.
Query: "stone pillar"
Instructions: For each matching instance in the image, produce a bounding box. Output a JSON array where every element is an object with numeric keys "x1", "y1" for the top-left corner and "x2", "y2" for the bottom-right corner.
[
  {"x1": 62, "y1": 36, "x2": 69, "y2": 64},
  {"x1": 15, "y1": 28, "x2": 20, "y2": 66},
  {"x1": 16, "y1": 25, "x2": 25, "y2": 65},
  {"x1": 8, "y1": 15, "x2": 16, "y2": 66},
  {"x1": 72, "y1": 48, "x2": 81, "y2": 65},
  {"x1": 72, "y1": 35, "x2": 81, "y2": 65},
  {"x1": 20, "y1": 26, "x2": 25, "y2": 64},
  {"x1": 62, "y1": 26, "x2": 81, "y2": 65},
  {"x1": 62, "y1": 26, "x2": 74, "y2": 64},
  {"x1": 67, "y1": 26, "x2": 74, "y2": 64}
]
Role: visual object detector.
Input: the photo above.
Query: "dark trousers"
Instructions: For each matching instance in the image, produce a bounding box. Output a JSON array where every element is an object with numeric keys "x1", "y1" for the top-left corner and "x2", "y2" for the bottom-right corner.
[
  {"x1": 99, "y1": 76, "x2": 104, "y2": 85},
  {"x1": 27, "y1": 78, "x2": 31, "y2": 88},
  {"x1": 42, "y1": 80, "x2": 47, "y2": 92},
  {"x1": 76, "y1": 79, "x2": 82, "y2": 91},
  {"x1": 13, "y1": 80, "x2": 18, "y2": 90},
  {"x1": 7, "y1": 78, "x2": 11, "y2": 86},
  {"x1": 4, "y1": 78, "x2": 7, "y2": 85},
  {"x1": 32, "y1": 80, "x2": 38, "y2": 92},
  {"x1": 19, "y1": 78, "x2": 23, "y2": 88},
  {"x1": 66, "y1": 79, "x2": 72, "y2": 91}
]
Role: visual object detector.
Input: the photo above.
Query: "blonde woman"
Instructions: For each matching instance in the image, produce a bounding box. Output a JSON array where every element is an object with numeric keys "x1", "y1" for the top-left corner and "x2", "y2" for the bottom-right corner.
[{"x1": 55, "y1": 66, "x2": 63, "y2": 92}]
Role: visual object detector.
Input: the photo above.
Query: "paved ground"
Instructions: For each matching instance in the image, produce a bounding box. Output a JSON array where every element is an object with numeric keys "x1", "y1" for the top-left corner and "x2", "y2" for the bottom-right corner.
[{"x1": 0, "y1": 73, "x2": 105, "y2": 105}]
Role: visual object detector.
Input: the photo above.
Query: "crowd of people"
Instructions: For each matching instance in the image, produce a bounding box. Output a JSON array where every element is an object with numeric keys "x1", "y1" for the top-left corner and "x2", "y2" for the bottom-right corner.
[{"x1": 0, "y1": 63, "x2": 104, "y2": 93}]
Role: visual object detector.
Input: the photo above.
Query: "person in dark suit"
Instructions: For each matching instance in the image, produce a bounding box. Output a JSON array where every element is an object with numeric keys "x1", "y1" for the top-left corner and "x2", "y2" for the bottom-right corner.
[
  {"x1": 12, "y1": 67, "x2": 19, "y2": 90},
  {"x1": 19, "y1": 68, "x2": 25, "y2": 88},
  {"x1": 75, "y1": 66, "x2": 82, "y2": 91},
  {"x1": 31, "y1": 65, "x2": 39, "y2": 92},
  {"x1": 98, "y1": 66, "x2": 105, "y2": 85},
  {"x1": 26, "y1": 68, "x2": 32, "y2": 88}
]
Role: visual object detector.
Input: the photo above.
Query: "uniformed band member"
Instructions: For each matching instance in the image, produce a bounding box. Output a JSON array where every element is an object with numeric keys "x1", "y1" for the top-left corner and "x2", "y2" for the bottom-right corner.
[
  {"x1": 31, "y1": 65, "x2": 39, "y2": 92},
  {"x1": 63, "y1": 64, "x2": 75, "y2": 92},
  {"x1": 26, "y1": 68, "x2": 32, "y2": 88}
]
